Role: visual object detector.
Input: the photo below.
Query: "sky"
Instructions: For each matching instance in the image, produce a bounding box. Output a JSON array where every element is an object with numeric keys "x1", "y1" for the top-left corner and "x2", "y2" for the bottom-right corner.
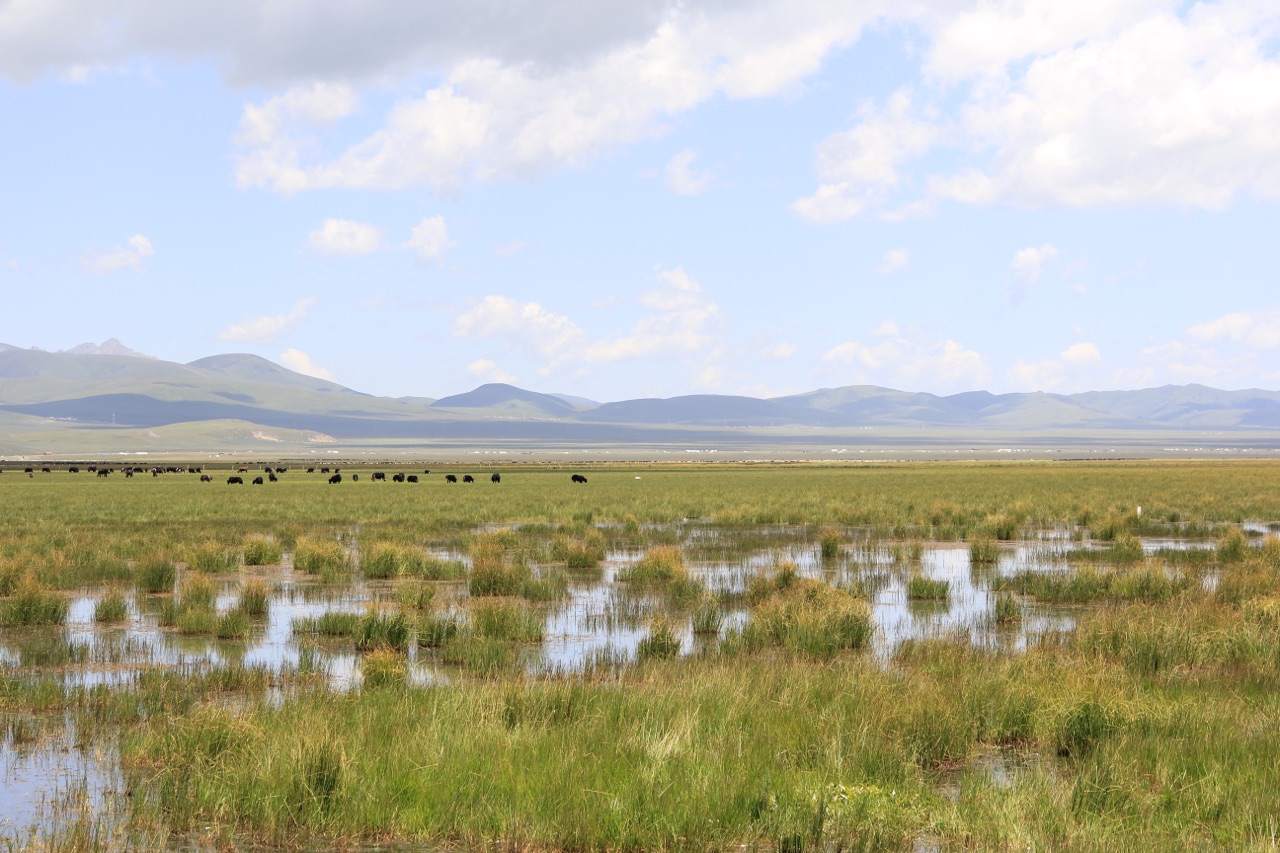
[{"x1": 1, "y1": 0, "x2": 1278, "y2": 403}]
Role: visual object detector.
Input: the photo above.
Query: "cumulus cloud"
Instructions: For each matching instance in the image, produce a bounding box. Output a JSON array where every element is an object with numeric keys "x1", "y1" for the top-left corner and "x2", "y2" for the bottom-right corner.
[
  {"x1": 876, "y1": 248, "x2": 910, "y2": 274},
  {"x1": 403, "y1": 216, "x2": 457, "y2": 259},
  {"x1": 1011, "y1": 244, "x2": 1059, "y2": 282},
  {"x1": 219, "y1": 297, "x2": 317, "y2": 343},
  {"x1": 83, "y1": 234, "x2": 154, "y2": 275},
  {"x1": 454, "y1": 295, "x2": 587, "y2": 373},
  {"x1": 452, "y1": 266, "x2": 722, "y2": 378},
  {"x1": 792, "y1": 89, "x2": 938, "y2": 223},
  {"x1": 228, "y1": 3, "x2": 877, "y2": 193},
  {"x1": 665, "y1": 148, "x2": 710, "y2": 196},
  {"x1": 467, "y1": 358, "x2": 518, "y2": 384},
  {"x1": 279, "y1": 348, "x2": 333, "y2": 380},
  {"x1": 822, "y1": 323, "x2": 989, "y2": 393},
  {"x1": 307, "y1": 218, "x2": 384, "y2": 256},
  {"x1": 761, "y1": 341, "x2": 798, "y2": 360},
  {"x1": 796, "y1": 1, "x2": 1280, "y2": 219},
  {"x1": 1189, "y1": 307, "x2": 1280, "y2": 350},
  {"x1": 585, "y1": 267, "x2": 720, "y2": 362},
  {"x1": 1007, "y1": 342, "x2": 1104, "y2": 392}
]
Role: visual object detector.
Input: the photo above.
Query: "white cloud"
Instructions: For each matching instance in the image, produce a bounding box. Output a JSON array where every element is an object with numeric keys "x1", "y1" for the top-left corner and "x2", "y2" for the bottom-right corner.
[
  {"x1": 1189, "y1": 307, "x2": 1280, "y2": 350},
  {"x1": 403, "y1": 216, "x2": 457, "y2": 260},
  {"x1": 761, "y1": 341, "x2": 797, "y2": 360},
  {"x1": 452, "y1": 266, "x2": 723, "y2": 377},
  {"x1": 454, "y1": 295, "x2": 587, "y2": 372},
  {"x1": 1006, "y1": 342, "x2": 1104, "y2": 392},
  {"x1": 665, "y1": 148, "x2": 710, "y2": 196},
  {"x1": 279, "y1": 348, "x2": 333, "y2": 380},
  {"x1": 797, "y1": 1, "x2": 1280, "y2": 219},
  {"x1": 876, "y1": 248, "x2": 910, "y2": 273},
  {"x1": 1011, "y1": 244, "x2": 1059, "y2": 282},
  {"x1": 234, "y1": 83, "x2": 360, "y2": 193},
  {"x1": 230, "y1": 3, "x2": 878, "y2": 194},
  {"x1": 82, "y1": 234, "x2": 154, "y2": 275},
  {"x1": 467, "y1": 358, "x2": 517, "y2": 384},
  {"x1": 219, "y1": 297, "x2": 317, "y2": 343},
  {"x1": 791, "y1": 89, "x2": 939, "y2": 223},
  {"x1": 307, "y1": 218, "x2": 384, "y2": 256},
  {"x1": 585, "y1": 267, "x2": 720, "y2": 362},
  {"x1": 823, "y1": 324, "x2": 989, "y2": 392}
]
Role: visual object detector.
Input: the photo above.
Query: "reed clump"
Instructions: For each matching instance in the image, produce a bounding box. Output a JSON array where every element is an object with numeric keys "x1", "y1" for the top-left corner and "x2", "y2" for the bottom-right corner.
[
  {"x1": 137, "y1": 558, "x2": 176, "y2": 594},
  {"x1": 2, "y1": 576, "x2": 69, "y2": 626},
  {"x1": 968, "y1": 537, "x2": 999, "y2": 565},
  {"x1": 466, "y1": 533, "x2": 528, "y2": 597},
  {"x1": 361, "y1": 542, "x2": 434, "y2": 579},
  {"x1": 557, "y1": 528, "x2": 607, "y2": 568},
  {"x1": 362, "y1": 649, "x2": 407, "y2": 689},
  {"x1": 242, "y1": 535, "x2": 282, "y2": 567},
  {"x1": 238, "y1": 579, "x2": 270, "y2": 617},
  {"x1": 471, "y1": 599, "x2": 544, "y2": 643},
  {"x1": 187, "y1": 540, "x2": 241, "y2": 572},
  {"x1": 293, "y1": 537, "x2": 348, "y2": 576},
  {"x1": 93, "y1": 587, "x2": 130, "y2": 623},
  {"x1": 818, "y1": 527, "x2": 842, "y2": 561},
  {"x1": 736, "y1": 577, "x2": 873, "y2": 658},
  {"x1": 618, "y1": 545, "x2": 687, "y2": 586},
  {"x1": 636, "y1": 617, "x2": 682, "y2": 660},
  {"x1": 906, "y1": 574, "x2": 950, "y2": 601},
  {"x1": 355, "y1": 610, "x2": 413, "y2": 652}
]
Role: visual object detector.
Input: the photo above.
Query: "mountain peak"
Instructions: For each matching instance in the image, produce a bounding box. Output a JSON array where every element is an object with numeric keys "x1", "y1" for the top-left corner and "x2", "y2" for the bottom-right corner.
[{"x1": 62, "y1": 338, "x2": 155, "y2": 358}]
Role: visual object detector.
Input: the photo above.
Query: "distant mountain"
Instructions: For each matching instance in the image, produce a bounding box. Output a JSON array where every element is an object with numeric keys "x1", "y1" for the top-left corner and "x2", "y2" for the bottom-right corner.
[
  {"x1": 63, "y1": 338, "x2": 154, "y2": 359},
  {"x1": 2, "y1": 345, "x2": 1279, "y2": 454},
  {"x1": 549, "y1": 392, "x2": 600, "y2": 409},
  {"x1": 578, "y1": 394, "x2": 846, "y2": 427},
  {"x1": 189, "y1": 353, "x2": 365, "y2": 396},
  {"x1": 431, "y1": 383, "x2": 578, "y2": 418}
]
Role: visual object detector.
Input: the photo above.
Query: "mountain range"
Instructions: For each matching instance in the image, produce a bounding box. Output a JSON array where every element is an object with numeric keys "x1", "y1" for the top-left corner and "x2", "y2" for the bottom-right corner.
[{"x1": 1, "y1": 342, "x2": 1279, "y2": 453}]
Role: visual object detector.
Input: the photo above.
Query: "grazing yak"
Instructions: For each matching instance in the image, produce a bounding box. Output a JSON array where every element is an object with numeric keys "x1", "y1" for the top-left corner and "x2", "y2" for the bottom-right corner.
[
  {"x1": 268, "y1": 472, "x2": 278, "y2": 482},
  {"x1": 328, "y1": 473, "x2": 342, "y2": 484},
  {"x1": 372, "y1": 472, "x2": 387, "y2": 482},
  {"x1": 406, "y1": 475, "x2": 419, "y2": 483},
  {"x1": 462, "y1": 475, "x2": 475, "y2": 483},
  {"x1": 352, "y1": 474, "x2": 359, "y2": 481},
  {"x1": 200, "y1": 474, "x2": 213, "y2": 482},
  {"x1": 227, "y1": 476, "x2": 244, "y2": 485},
  {"x1": 571, "y1": 474, "x2": 588, "y2": 484},
  {"x1": 252, "y1": 477, "x2": 264, "y2": 485},
  {"x1": 392, "y1": 473, "x2": 405, "y2": 483},
  {"x1": 445, "y1": 474, "x2": 457, "y2": 483},
  {"x1": 97, "y1": 469, "x2": 110, "y2": 478},
  {"x1": 491, "y1": 473, "x2": 501, "y2": 483}
]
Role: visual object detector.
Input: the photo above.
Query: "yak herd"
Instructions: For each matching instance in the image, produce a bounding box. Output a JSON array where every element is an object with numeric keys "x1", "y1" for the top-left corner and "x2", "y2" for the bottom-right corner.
[{"x1": 5, "y1": 466, "x2": 588, "y2": 485}]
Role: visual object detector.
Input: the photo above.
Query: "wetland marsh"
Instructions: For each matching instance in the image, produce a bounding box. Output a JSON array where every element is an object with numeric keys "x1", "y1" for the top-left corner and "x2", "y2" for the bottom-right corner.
[{"x1": 2, "y1": 460, "x2": 1280, "y2": 850}]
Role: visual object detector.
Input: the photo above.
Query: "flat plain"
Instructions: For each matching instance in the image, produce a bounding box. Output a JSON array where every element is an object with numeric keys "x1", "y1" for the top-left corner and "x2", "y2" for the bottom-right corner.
[{"x1": 2, "y1": 460, "x2": 1280, "y2": 851}]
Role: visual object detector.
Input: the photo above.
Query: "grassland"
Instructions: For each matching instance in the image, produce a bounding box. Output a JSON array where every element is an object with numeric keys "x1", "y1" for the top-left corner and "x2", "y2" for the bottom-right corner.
[{"x1": 2, "y1": 460, "x2": 1280, "y2": 851}]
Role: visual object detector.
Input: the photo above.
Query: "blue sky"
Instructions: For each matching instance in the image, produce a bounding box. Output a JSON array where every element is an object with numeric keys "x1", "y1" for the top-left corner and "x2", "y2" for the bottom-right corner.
[{"x1": 2, "y1": 0, "x2": 1278, "y2": 402}]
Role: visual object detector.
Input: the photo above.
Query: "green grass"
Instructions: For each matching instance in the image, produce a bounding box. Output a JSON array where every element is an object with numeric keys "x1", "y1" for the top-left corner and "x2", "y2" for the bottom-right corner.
[
  {"x1": 137, "y1": 558, "x2": 176, "y2": 594},
  {"x1": 93, "y1": 587, "x2": 130, "y2": 623},
  {"x1": 906, "y1": 575, "x2": 950, "y2": 601},
  {"x1": 1, "y1": 576, "x2": 68, "y2": 626},
  {"x1": 6, "y1": 461, "x2": 1280, "y2": 850},
  {"x1": 242, "y1": 535, "x2": 282, "y2": 566},
  {"x1": 293, "y1": 537, "x2": 348, "y2": 575},
  {"x1": 618, "y1": 544, "x2": 687, "y2": 585}
]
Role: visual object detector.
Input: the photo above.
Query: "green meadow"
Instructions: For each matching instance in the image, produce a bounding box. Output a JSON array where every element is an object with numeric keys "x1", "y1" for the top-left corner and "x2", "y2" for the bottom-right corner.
[{"x1": 2, "y1": 460, "x2": 1280, "y2": 851}]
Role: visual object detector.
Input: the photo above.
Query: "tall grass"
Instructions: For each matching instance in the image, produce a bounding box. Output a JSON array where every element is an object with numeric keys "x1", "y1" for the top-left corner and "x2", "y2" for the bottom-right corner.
[
  {"x1": 294, "y1": 537, "x2": 348, "y2": 575},
  {"x1": 242, "y1": 535, "x2": 282, "y2": 566},
  {"x1": 618, "y1": 545, "x2": 687, "y2": 585},
  {"x1": 2, "y1": 576, "x2": 69, "y2": 626}
]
